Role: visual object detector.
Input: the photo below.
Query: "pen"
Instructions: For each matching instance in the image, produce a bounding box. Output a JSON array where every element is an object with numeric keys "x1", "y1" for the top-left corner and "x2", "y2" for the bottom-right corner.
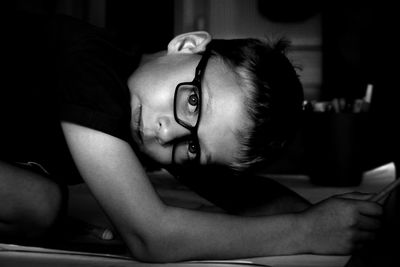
[
  {"x1": 364, "y1": 83, "x2": 374, "y2": 103},
  {"x1": 362, "y1": 83, "x2": 374, "y2": 112},
  {"x1": 369, "y1": 178, "x2": 400, "y2": 203}
]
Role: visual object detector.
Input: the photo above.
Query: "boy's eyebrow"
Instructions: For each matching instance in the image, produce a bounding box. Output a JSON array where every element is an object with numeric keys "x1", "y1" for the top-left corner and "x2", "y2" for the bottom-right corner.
[{"x1": 203, "y1": 78, "x2": 213, "y2": 115}]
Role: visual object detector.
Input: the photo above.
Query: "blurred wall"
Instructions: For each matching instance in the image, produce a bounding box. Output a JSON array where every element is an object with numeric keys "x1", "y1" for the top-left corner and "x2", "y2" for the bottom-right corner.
[{"x1": 174, "y1": 0, "x2": 322, "y2": 100}]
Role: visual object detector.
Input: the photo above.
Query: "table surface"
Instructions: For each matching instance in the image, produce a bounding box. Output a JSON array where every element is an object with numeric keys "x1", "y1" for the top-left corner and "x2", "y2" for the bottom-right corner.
[{"x1": 0, "y1": 162, "x2": 396, "y2": 267}]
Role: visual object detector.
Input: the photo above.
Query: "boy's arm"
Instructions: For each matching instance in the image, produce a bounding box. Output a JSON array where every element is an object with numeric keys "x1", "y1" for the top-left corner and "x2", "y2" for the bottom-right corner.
[
  {"x1": 61, "y1": 122, "x2": 303, "y2": 261},
  {"x1": 61, "y1": 122, "x2": 382, "y2": 262}
]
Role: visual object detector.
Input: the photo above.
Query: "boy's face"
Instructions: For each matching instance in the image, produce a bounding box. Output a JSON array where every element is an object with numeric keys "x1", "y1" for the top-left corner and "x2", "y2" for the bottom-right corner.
[{"x1": 128, "y1": 52, "x2": 250, "y2": 168}]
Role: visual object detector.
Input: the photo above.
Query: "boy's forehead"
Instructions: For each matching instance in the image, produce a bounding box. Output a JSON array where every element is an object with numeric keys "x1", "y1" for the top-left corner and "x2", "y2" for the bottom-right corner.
[{"x1": 197, "y1": 60, "x2": 248, "y2": 165}]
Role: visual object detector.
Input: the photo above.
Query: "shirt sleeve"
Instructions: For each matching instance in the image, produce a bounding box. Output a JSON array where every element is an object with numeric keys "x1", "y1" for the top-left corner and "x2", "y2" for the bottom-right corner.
[
  {"x1": 57, "y1": 40, "x2": 133, "y2": 143},
  {"x1": 173, "y1": 165, "x2": 298, "y2": 214}
]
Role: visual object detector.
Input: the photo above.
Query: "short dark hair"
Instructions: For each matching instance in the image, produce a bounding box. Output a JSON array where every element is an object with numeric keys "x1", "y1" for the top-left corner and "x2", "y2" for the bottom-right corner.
[{"x1": 207, "y1": 37, "x2": 304, "y2": 172}]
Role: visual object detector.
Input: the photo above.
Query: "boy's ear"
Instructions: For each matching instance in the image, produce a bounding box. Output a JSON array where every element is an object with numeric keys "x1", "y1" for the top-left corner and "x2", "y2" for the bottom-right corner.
[{"x1": 167, "y1": 31, "x2": 211, "y2": 54}]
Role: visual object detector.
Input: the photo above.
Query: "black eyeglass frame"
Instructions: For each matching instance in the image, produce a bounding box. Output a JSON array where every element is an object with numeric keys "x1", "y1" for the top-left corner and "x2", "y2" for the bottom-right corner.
[{"x1": 172, "y1": 48, "x2": 211, "y2": 165}]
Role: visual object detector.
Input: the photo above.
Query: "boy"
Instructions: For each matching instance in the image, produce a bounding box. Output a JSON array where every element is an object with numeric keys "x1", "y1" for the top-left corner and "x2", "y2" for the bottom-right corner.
[{"x1": 1, "y1": 13, "x2": 382, "y2": 262}]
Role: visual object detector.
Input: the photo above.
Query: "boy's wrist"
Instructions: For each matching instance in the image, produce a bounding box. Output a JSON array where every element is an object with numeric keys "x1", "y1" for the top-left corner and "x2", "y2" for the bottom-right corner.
[{"x1": 292, "y1": 211, "x2": 315, "y2": 254}]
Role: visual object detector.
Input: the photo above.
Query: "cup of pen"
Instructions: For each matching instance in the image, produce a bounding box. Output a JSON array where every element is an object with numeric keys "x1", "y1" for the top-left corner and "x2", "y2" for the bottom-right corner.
[{"x1": 303, "y1": 110, "x2": 368, "y2": 186}]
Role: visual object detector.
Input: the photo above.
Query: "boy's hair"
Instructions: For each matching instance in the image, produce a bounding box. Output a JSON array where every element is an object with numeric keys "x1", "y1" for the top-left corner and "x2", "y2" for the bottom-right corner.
[{"x1": 207, "y1": 38, "x2": 303, "y2": 172}]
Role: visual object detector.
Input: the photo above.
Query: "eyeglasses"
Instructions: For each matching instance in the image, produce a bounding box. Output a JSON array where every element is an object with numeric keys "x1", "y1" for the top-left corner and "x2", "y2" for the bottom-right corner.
[{"x1": 172, "y1": 49, "x2": 211, "y2": 165}]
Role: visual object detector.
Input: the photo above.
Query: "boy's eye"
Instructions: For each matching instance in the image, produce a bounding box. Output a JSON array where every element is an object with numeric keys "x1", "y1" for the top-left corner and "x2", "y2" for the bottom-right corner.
[
  {"x1": 188, "y1": 140, "x2": 198, "y2": 154},
  {"x1": 187, "y1": 139, "x2": 199, "y2": 158},
  {"x1": 188, "y1": 93, "x2": 198, "y2": 106},
  {"x1": 187, "y1": 93, "x2": 199, "y2": 113}
]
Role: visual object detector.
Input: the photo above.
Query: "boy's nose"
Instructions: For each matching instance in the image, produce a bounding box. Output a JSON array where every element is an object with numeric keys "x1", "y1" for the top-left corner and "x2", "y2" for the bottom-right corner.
[{"x1": 156, "y1": 115, "x2": 189, "y2": 145}]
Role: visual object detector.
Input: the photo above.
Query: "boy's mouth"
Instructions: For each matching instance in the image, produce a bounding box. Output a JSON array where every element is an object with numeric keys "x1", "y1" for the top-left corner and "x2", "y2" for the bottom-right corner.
[
  {"x1": 133, "y1": 104, "x2": 143, "y2": 144},
  {"x1": 137, "y1": 105, "x2": 143, "y2": 144}
]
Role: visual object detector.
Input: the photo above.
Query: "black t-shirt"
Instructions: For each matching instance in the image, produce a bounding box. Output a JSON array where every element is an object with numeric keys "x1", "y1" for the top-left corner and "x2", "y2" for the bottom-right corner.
[{"x1": 1, "y1": 13, "x2": 141, "y2": 184}]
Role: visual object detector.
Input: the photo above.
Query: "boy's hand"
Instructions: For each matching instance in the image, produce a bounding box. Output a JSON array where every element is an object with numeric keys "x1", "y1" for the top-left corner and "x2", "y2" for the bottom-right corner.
[{"x1": 299, "y1": 192, "x2": 383, "y2": 255}]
